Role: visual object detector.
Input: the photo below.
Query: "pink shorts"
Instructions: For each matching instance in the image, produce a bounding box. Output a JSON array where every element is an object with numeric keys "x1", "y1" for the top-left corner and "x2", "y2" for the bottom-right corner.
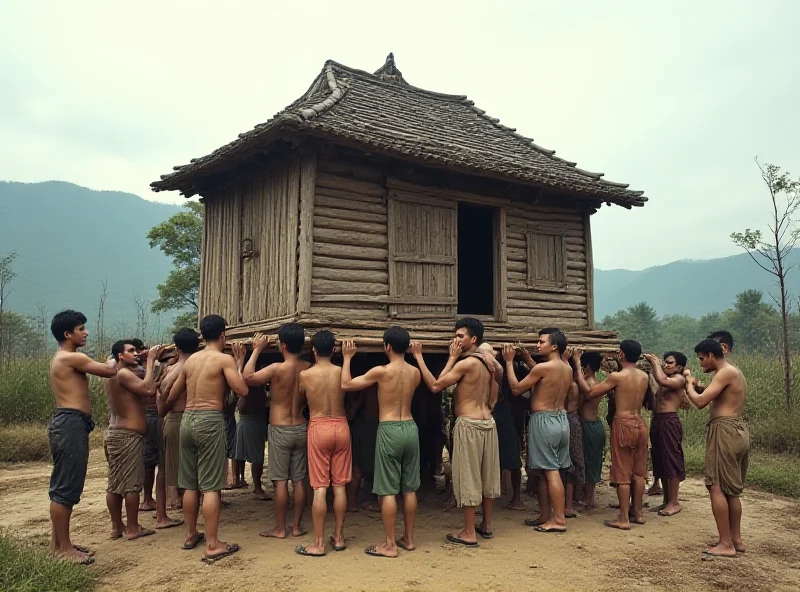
[{"x1": 308, "y1": 417, "x2": 352, "y2": 489}]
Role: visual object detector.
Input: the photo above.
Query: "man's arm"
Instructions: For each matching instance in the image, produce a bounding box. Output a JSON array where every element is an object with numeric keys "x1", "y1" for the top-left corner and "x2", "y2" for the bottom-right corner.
[
  {"x1": 71, "y1": 353, "x2": 118, "y2": 378},
  {"x1": 411, "y1": 341, "x2": 465, "y2": 394},
  {"x1": 117, "y1": 346, "x2": 163, "y2": 397},
  {"x1": 481, "y1": 351, "x2": 504, "y2": 387},
  {"x1": 643, "y1": 354, "x2": 686, "y2": 390},
  {"x1": 685, "y1": 369, "x2": 729, "y2": 410},
  {"x1": 223, "y1": 355, "x2": 249, "y2": 397},
  {"x1": 503, "y1": 345, "x2": 542, "y2": 396},
  {"x1": 243, "y1": 333, "x2": 271, "y2": 385},
  {"x1": 166, "y1": 367, "x2": 187, "y2": 407},
  {"x1": 585, "y1": 372, "x2": 618, "y2": 400}
]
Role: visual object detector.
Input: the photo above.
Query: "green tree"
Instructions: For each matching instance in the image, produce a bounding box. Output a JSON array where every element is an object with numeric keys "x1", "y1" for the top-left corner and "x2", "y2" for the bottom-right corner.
[
  {"x1": 147, "y1": 202, "x2": 203, "y2": 331},
  {"x1": 599, "y1": 302, "x2": 660, "y2": 351},
  {"x1": 0, "y1": 311, "x2": 40, "y2": 360},
  {"x1": 731, "y1": 160, "x2": 800, "y2": 408},
  {"x1": 0, "y1": 251, "x2": 18, "y2": 365},
  {"x1": 726, "y1": 290, "x2": 780, "y2": 354}
]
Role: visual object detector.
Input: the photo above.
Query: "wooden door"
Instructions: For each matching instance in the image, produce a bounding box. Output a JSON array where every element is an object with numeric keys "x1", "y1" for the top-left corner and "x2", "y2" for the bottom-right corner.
[
  {"x1": 388, "y1": 190, "x2": 457, "y2": 319},
  {"x1": 238, "y1": 179, "x2": 269, "y2": 324}
]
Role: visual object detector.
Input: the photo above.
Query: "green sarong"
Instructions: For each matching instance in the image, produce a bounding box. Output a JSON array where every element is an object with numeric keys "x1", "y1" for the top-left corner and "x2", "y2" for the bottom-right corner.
[
  {"x1": 582, "y1": 419, "x2": 606, "y2": 484},
  {"x1": 178, "y1": 410, "x2": 226, "y2": 493}
]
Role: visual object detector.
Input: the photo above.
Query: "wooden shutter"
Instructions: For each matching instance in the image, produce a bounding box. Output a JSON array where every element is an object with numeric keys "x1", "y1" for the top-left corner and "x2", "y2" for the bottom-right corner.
[
  {"x1": 388, "y1": 190, "x2": 457, "y2": 319},
  {"x1": 526, "y1": 231, "x2": 567, "y2": 291}
]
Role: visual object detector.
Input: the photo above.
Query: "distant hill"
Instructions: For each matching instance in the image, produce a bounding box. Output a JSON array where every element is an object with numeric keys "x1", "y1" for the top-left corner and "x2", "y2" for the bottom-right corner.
[
  {"x1": 595, "y1": 251, "x2": 800, "y2": 319},
  {"x1": 0, "y1": 181, "x2": 181, "y2": 333},
  {"x1": 2, "y1": 181, "x2": 795, "y2": 330}
]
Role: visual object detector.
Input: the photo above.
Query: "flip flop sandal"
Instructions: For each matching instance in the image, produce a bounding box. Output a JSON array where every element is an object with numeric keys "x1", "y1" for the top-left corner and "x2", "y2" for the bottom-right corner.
[
  {"x1": 446, "y1": 533, "x2": 479, "y2": 547},
  {"x1": 565, "y1": 512, "x2": 580, "y2": 519},
  {"x1": 156, "y1": 519, "x2": 184, "y2": 529},
  {"x1": 533, "y1": 526, "x2": 566, "y2": 533},
  {"x1": 329, "y1": 536, "x2": 347, "y2": 552},
  {"x1": 396, "y1": 539, "x2": 415, "y2": 551},
  {"x1": 603, "y1": 520, "x2": 630, "y2": 531},
  {"x1": 125, "y1": 528, "x2": 155, "y2": 541},
  {"x1": 296, "y1": 545, "x2": 325, "y2": 557},
  {"x1": 202, "y1": 543, "x2": 240, "y2": 563},
  {"x1": 524, "y1": 518, "x2": 545, "y2": 527},
  {"x1": 66, "y1": 555, "x2": 95, "y2": 565},
  {"x1": 475, "y1": 526, "x2": 494, "y2": 539},
  {"x1": 364, "y1": 545, "x2": 396, "y2": 557},
  {"x1": 182, "y1": 532, "x2": 205, "y2": 550},
  {"x1": 73, "y1": 545, "x2": 95, "y2": 556}
]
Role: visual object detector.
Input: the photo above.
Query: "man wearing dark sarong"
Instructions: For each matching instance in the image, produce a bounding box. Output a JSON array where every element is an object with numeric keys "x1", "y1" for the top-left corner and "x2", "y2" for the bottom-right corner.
[
  {"x1": 643, "y1": 352, "x2": 689, "y2": 517},
  {"x1": 573, "y1": 350, "x2": 604, "y2": 509},
  {"x1": 685, "y1": 339, "x2": 749, "y2": 558}
]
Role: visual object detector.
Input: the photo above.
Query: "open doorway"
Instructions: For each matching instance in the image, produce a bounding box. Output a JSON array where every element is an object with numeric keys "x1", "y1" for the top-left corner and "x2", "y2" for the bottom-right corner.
[{"x1": 457, "y1": 203, "x2": 495, "y2": 315}]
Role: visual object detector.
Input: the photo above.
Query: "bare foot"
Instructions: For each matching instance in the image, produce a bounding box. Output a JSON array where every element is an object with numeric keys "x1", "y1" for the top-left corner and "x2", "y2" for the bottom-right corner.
[
  {"x1": 703, "y1": 542, "x2": 736, "y2": 557},
  {"x1": 55, "y1": 548, "x2": 94, "y2": 565},
  {"x1": 535, "y1": 520, "x2": 566, "y2": 533},
  {"x1": 504, "y1": 500, "x2": 526, "y2": 511},
  {"x1": 649, "y1": 503, "x2": 667, "y2": 513},
  {"x1": 292, "y1": 526, "x2": 307, "y2": 537},
  {"x1": 124, "y1": 527, "x2": 155, "y2": 541},
  {"x1": 298, "y1": 541, "x2": 325, "y2": 556},
  {"x1": 110, "y1": 529, "x2": 124, "y2": 540},
  {"x1": 603, "y1": 519, "x2": 631, "y2": 531},
  {"x1": 629, "y1": 515, "x2": 646, "y2": 525},
  {"x1": 708, "y1": 539, "x2": 746, "y2": 553},
  {"x1": 259, "y1": 527, "x2": 287, "y2": 539},
  {"x1": 396, "y1": 536, "x2": 415, "y2": 551},
  {"x1": 139, "y1": 500, "x2": 156, "y2": 512},
  {"x1": 658, "y1": 505, "x2": 681, "y2": 517},
  {"x1": 365, "y1": 542, "x2": 398, "y2": 557},
  {"x1": 155, "y1": 518, "x2": 184, "y2": 529},
  {"x1": 449, "y1": 529, "x2": 478, "y2": 545}
]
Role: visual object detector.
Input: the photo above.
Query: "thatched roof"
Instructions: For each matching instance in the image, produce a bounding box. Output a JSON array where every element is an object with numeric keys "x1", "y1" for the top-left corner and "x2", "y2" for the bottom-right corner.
[{"x1": 152, "y1": 54, "x2": 646, "y2": 207}]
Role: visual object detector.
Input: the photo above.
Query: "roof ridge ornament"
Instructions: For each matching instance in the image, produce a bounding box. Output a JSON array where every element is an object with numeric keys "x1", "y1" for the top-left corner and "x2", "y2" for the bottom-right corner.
[{"x1": 374, "y1": 53, "x2": 409, "y2": 85}]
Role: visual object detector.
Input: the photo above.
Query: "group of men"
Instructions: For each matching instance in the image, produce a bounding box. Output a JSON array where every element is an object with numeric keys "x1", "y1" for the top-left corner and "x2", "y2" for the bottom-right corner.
[{"x1": 45, "y1": 309, "x2": 750, "y2": 566}]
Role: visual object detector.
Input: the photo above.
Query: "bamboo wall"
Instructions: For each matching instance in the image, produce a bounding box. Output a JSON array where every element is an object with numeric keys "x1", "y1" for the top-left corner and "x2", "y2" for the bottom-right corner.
[{"x1": 200, "y1": 158, "x2": 301, "y2": 324}]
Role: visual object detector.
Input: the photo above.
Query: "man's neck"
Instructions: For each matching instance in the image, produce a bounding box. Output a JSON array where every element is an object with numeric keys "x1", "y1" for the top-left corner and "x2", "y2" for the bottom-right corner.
[
  {"x1": 178, "y1": 353, "x2": 191, "y2": 362},
  {"x1": 58, "y1": 342, "x2": 79, "y2": 353},
  {"x1": 545, "y1": 351, "x2": 561, "y2": 363},
  {"x1": 620, "y1": 360, "x2": 638, "y2": 370},
  {"x1": 205, "y1": 340, "x2": 224, "y2": 353},
  {"x1": 119, "y1": 359, "x2": 137, "y2": 371},
  {"x1": 282, "y1": 352, "x2": 302, "y2": 362},
  {"x1": 463, "y1": 345, "x2": 479, "y2": 355},
  {"x1": 387, "y1": 351, "x2": 405, "y2": 364},
  {"x1": 315, "y1": 357, "x2": 333, "y2": 367}
]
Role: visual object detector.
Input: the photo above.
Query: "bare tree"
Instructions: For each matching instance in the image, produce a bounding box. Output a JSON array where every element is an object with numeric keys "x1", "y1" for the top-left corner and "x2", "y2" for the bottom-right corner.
[
  {"x1": 732, "y1": 159, "x2": 800, "y2": 409},
  {"x1": 96, "y1": 280, "x2": 108, "y2": 358},
  {"x1": 35, "y1": 301, "x2": 48, "y2": 358},
  {"x1": 132, "y1": 292, "x2": 150, "y2": 341},
  {"x1": 0, "y1": 251, "x2": 18, "y2": 365}
]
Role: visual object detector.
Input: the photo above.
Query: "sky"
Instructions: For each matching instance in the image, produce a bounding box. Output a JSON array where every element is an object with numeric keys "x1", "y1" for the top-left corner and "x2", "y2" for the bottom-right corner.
[{"x1": 1, "y1": 1, "x2": 798, "y2": 271}]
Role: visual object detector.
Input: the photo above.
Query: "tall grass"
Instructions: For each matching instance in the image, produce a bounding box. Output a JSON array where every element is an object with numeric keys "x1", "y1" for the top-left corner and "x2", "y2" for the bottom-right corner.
[
  {"x1": 0, "y1": 359, "x2": 106, "y2": 425},
  {"x1": 0, "y1": 532, "x2": 94, "y2": 592}
]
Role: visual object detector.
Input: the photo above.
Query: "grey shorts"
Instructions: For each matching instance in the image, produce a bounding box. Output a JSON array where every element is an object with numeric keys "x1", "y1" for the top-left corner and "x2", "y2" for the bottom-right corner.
[
  {"x1": 528, "y1": 410, "x2": 571, "y2": 471},
  {"x1": 268, "y1": 423, "x2": 308, "y2": 482}
]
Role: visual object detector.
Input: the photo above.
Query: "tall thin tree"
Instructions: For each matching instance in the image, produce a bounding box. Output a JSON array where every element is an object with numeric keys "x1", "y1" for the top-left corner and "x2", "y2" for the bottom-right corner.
[
  {"x1": 0, "y1": 251, "x2": 18, "y2": 365},
  {"x1": 732, "y1": 159, "x2": 800, "y2": 408}
]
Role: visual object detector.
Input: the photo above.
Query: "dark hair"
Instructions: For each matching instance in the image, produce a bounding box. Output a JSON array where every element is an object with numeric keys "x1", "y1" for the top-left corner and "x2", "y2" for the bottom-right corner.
[
  {"x1": 383, "y1": 326, "x2": 410, "y2": 354},
  {"x1": 455, "y1": 317, "x2": 484, "y2": 343},
  {"x1": 581, "y1": 351, "x2": 602, "y2": 372},
  {"x1": 173, "y1": 328, "x2": 200, "y2": 354},
  {"x1": 539, "y1": 328, "x2": 567, "y2": 355},
  {"x1": 619, "y1": 339, "x2": 642, "y2": 362},
  {"x1": 695, "y1": 338, "x2": 724, "y2": 358},
  {"x1": 199, "y1": 314, "x2": 226, "y2": 341},
  {"x1": 50, "y1": 310, "x2": 87, "y2": 343},
  {"x1": 311, "y1": 330, "x2": 335, "y2": 358},
  {"x1": 663, "y1": 351, "x2": 688, "y2": 368},
  {"x1": 111, "y1": 339, "x2": 134, "y2": 362},
  {"x1": 128, "y1": 338, "x2": 145, "y2": 351},
  {"x1": 707, "y1": 331, "x2": 733, "y2": 352},
  {"x1": 278, "y1": 323, "x2": 305, "y2": 354}
]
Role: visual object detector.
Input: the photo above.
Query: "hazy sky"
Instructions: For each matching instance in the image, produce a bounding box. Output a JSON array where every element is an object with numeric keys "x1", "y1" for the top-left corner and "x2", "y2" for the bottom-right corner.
[{"x1": 2, "y1": 1, "x2": 798, "y2": 270}]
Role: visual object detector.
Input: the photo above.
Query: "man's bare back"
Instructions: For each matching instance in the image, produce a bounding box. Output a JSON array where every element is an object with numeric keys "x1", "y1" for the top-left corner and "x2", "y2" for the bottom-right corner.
[
  {"x1": 301, "y1": 362, "x2": 345, "y2": 419},
  {"x1": 169, "y1": 346, "x2": 248, "y2": 411},
  {"x1": 609, "y1": 367, "x2": 650, "y2": 417}
]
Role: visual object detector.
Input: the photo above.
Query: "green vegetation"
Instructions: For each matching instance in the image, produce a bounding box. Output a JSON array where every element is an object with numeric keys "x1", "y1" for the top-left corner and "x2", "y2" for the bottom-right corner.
[{"x1": 0, "y1": 532, "x2": 94, "y2": 592}]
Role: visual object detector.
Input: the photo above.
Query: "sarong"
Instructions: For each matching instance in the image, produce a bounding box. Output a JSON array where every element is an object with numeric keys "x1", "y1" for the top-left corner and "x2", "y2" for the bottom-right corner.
[
  {"x1": 610, "y1": 415, "x2": 648, "y2": 485},
  {"x1": 224, "y1": 412, "x2": 237, "y2": 460},
  {"x1": 162, "y1": 411, "x2": 182, "y2": 488},
  {"x1": 528, "y1": 410, "x2": 570, "y2": 471},
  {"x1": 48, "y1": 408, "x2": 94, "y2": 508},
  {"x1": 494, "y1": 401, "x2": 522, "y2": 471},
  {"x1": 235, "y1": 413, "x2": 266, "y2": 465},
  {"x1": 308, "y1": 416, "x2": 352, "y2": 489},
  {"x1": 452, "y1": 416, "x2": 501, "y2": 507},
  {"x1": 178, "y1": 410, "x2": 226, "y2": 492},
  {"x1": 268, "y1": 423, "x2": 308, "y2": 482},
  {"x1": 581, "y1": 419, "x2": 606, "y2": 484},
  {"x1": 143, "y1": 408, "x2": 162, "y2": 469},
  {"x1": 372, "y1": 420, "x2": 420, "y2": 496},
  {"x1": 651, "y1": 412, "x2": 685, "y2": 481},
  {"x1": 705, "y1": 416, "x2": 750, "y2": 496},
  {"x1": 565, "y1": 412, "x2": 585, "y2": 487},
  {"x1": 105, "y1": 428, "x2": 145, "y2": 496}
]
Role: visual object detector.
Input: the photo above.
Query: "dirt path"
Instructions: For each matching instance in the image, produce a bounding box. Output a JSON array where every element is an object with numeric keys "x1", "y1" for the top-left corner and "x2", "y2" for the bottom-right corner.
[{"x1": 2, "y1": 450, "x2": 799, "y2": 592}]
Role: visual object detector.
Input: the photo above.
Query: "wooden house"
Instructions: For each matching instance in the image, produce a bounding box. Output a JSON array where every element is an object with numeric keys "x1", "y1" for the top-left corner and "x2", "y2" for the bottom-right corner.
[{"x1": 151, "y1": 54, "x2": 646, "y2": 352}]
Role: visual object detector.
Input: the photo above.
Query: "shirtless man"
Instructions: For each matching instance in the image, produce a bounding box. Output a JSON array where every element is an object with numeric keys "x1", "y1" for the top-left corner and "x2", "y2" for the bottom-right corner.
[
  {"x1": 572, "y1": 350, "x2": 604, "y2": 509},
  {"x1": 577, "y1": 340, "x2": 651, "y2": 530},
  {"x1": 563, "y1": 352, "x2": 584, "y2": 519},
  {"x1": 243, "y1": 324, "x2": 311, "y2": 539},
  {"x1": 158, "y1": 328, "x2": 200, "y2": 511},
  {"x1": 167, "y1": 314, "x2": 248, "y2": 562},
  {"x1": 415, "y1": 318, "x2": 503, "y2": 546},
  {"x1": 685, "y1": 338, "x2": 749, "y2": 558},
  {"x1": 234, "y1": 384, "x2": 269, "y2": 499},
  {"x1": 295, "y1": 330, "x2": 351, "y2": 557},
  {"x1": 342, "y1": 327, "x2": 420, "y2": 557},
  {"x1": 47, "y1": 310, "x2": 118, "y2": 564},
  {"x1": 642, "y1": 351, "x2": 689, "y2": 517},
  {"x1": 504, "y1": 328, "x2": 571, "y2": 533},
  {"x1": 104, "y1": 340, "x2": 165, "y2": 540}
]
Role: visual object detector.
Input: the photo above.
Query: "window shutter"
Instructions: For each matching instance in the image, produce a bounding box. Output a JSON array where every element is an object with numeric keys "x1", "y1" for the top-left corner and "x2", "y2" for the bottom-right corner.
[{"x1": 526, "y1": 231, "x2": 567, "y2": 291}]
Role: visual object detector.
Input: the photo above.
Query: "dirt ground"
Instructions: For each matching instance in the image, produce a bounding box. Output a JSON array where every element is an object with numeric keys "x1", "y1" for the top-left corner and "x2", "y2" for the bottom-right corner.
[{"x1": 2, "y1": 450, "x2": 799, "y2": 592}]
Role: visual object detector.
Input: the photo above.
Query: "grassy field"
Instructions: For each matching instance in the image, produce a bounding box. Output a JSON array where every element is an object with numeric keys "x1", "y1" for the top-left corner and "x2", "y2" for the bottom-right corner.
[{"x1": 0, "y1": 533, "x2": 94, "y2": 592}]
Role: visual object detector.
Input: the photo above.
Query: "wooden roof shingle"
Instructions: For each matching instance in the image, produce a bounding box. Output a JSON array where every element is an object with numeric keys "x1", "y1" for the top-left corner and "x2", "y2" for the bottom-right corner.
[{"x1": 152, "y1": 54, "x2": 646, "y2": 207}]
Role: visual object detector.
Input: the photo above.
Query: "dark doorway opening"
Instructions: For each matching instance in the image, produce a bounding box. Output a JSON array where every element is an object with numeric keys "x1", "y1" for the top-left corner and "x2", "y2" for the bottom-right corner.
[{"x1": 457, "y1": 203, "x2": 495, "y2": 315}]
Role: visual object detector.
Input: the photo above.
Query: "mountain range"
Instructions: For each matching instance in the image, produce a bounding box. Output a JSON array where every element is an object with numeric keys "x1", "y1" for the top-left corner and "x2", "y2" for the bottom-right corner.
[{"x1": 1, "y1": 181, "x2": 795, "y2": 329}]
